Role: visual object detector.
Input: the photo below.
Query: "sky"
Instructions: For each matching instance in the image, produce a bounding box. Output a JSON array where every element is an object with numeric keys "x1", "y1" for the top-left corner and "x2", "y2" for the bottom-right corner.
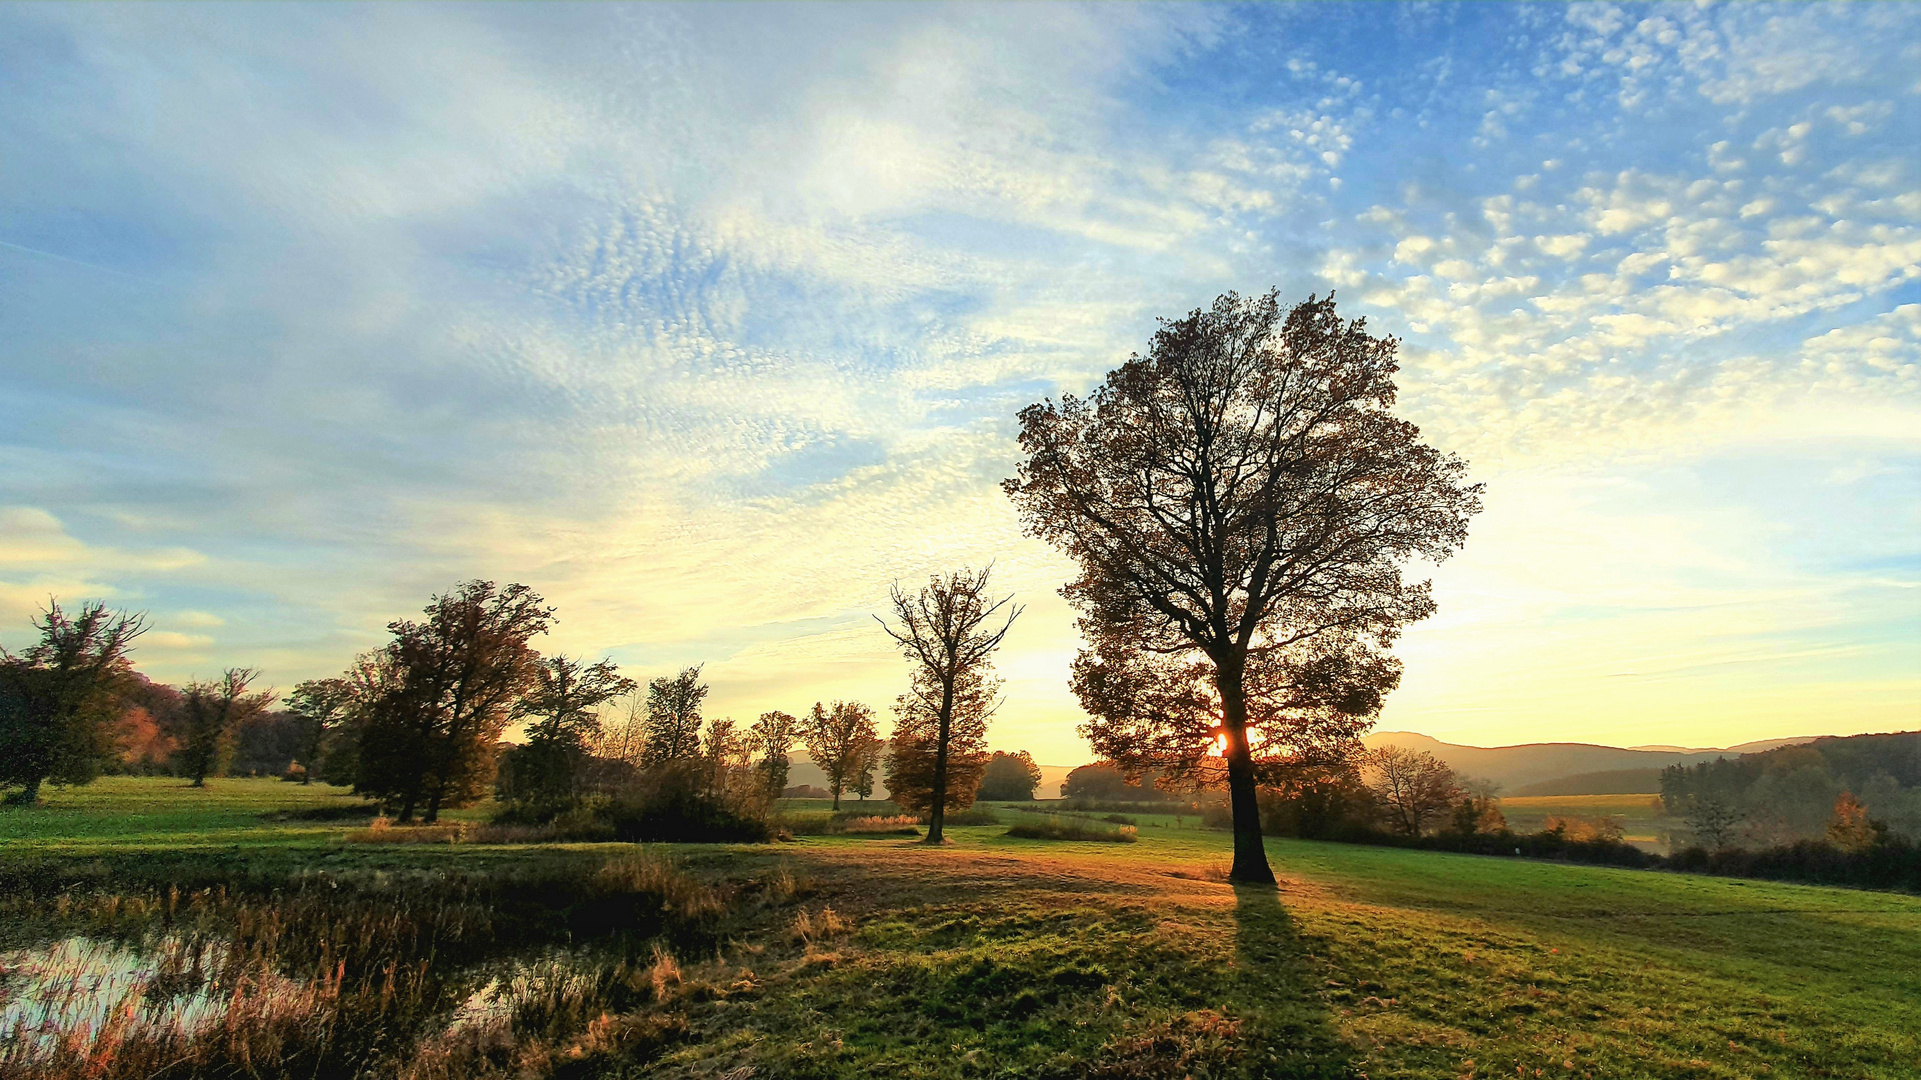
[{"x1": 1, "y1": 2, "x2": 1917, "y2": 763}]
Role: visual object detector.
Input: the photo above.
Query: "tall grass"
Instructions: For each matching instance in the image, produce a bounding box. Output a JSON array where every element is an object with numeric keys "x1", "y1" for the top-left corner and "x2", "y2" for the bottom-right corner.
[{"x1": 0, "y1": 850, "x2": 729, "y2": 1079}]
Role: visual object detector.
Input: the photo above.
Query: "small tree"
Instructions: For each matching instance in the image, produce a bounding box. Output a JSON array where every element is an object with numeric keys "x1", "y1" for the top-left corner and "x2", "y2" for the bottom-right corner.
[
  {"x1": 284, "y1": 678, "x2": 354, "y2": 785},
  {"x1": 0, "y1": 600, "x2": 145, "y2": 804},
  {"x1": 851, "y1": 731, "x2": 884, "y2": 802},
  {"x1": 1365, "y1": 745, "x2": 1460, "y2": 836},
  {"x1": 1826, "y1": 791, "x2": 1880, "y2": 852},
  {"x1": 802, "y1": 700, "x2": 877, "y2": 810},
  {"x1": 643, "y1": 666, "x2": 708, "y2": 765},
  {"x1": 746, "y1": 710, "x2": 799, "y2": 798},
  {"x1": 1006, "y1": 291, "x2": 1481, "y2": 882},
  {"x1": 176, "y1": 668, "x2": 273, "y2": 787},
  {"x1": 1684, "y1": 796, "x2": 1746, "y2": 850},
  {"x1": 978, "y1": 750, "x2": 1043, "y2": 801},
  {"x1": 878, "y1": 567, "x2": 1020, "y2": 844}
]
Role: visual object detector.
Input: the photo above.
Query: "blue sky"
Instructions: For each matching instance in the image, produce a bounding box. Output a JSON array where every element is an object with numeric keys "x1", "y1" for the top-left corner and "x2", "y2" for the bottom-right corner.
[{"x1": 2, "y1": 3, "x2": 1916, "y2": 761}]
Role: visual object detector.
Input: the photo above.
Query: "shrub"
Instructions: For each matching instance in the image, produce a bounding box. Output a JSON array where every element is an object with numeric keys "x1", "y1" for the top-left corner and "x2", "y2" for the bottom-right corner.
[
  {"x1": 835, "y1": 815, "x2": 921, "y2": 836},
  {"x1": 604, "y1": 762, "x2": 772, "y2": 844},
  {"x1": 1005, "y1": 817, "x2": 1137, "y2": 843},
  {"x1": 928, "y1": 805, "x2": 1000, "y2": 826}
]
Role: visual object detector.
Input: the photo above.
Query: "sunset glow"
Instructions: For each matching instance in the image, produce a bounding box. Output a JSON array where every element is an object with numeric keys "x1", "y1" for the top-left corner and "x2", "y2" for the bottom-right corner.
[{"x1": 1, "y1": 4, "x2": 1915, "y2": 762}]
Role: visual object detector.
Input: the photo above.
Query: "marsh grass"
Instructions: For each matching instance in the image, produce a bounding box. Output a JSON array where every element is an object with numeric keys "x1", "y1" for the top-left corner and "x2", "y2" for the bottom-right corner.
[{"x1": 0, "y1": 849, "x2": 732, "y2": 1080}]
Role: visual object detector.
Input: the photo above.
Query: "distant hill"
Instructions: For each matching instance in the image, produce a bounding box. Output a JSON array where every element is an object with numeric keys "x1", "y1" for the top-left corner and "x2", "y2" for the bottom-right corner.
[
  {"x1": 1512, "y1": 768, "x2": 1664, "y2": 797},
  {"x1": 1361, "y1": 731, "x2": 1824, "y2": 793}
]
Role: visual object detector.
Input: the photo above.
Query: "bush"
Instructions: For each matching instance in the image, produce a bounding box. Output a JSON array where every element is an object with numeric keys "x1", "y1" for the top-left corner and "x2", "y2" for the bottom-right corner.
[
  {"x1": 929, "y1": 806, "x2": 1000, "y2": 826},
  {"x1": 1669, "y1": 836, "x2": 1921, "y2": 892},
  {"x1": 1005, "y1": 817, "x2": 1137, "y2": 843},
  {"x1": 1101, "y1": 813, "x2": 1137, "y2": 825},
  {"x1": 836, "y1": 815, "x2": 921, "y2": 836}
]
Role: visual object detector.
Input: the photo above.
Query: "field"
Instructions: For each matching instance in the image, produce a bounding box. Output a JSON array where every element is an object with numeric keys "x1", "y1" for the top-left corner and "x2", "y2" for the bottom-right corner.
[
  {"x1": 2, "y1": 778, "x2": 1918, "y2": 1079},
  {"x1": 1498, "y1": 794, "x2": 1678, "y2": 852}
]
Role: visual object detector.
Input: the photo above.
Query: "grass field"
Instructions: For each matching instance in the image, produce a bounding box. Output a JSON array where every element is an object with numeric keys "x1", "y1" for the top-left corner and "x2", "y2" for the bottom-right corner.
[{"x1": 2, "y1": 778, "x2": 1917, "y2": 1079}]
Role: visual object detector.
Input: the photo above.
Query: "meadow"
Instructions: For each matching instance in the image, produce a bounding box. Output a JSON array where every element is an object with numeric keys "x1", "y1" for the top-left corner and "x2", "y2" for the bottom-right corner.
[
  {"x1": 2, "y1": 778, "x2": 1917, "y2": 1079},
  {"x1": 1498, "y1": 794, "x2": 1677, "y2": 852}
]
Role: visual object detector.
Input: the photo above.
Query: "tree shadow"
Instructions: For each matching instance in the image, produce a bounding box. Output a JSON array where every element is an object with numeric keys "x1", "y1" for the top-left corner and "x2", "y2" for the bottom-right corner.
[{"x1": 1229, "y1": 884, "x2": 1355, "y2": 1078}]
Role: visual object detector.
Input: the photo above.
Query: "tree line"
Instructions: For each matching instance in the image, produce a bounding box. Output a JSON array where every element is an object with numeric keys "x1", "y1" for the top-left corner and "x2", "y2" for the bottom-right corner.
[{"x1": 8, "y1": 290, "x2": 1493, "y2": 882}]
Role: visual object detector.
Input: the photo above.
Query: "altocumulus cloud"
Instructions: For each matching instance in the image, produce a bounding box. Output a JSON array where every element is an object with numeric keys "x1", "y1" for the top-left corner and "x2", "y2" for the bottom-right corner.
[{"x1": 0, "y1": 3, "x2": 1914, "y2": 759}]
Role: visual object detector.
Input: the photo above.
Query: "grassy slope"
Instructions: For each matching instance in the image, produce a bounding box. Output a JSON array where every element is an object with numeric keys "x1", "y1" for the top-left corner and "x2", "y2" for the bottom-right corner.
[{"x1": 3, "y1": 780, "x2": 1916, "y2": 1079}]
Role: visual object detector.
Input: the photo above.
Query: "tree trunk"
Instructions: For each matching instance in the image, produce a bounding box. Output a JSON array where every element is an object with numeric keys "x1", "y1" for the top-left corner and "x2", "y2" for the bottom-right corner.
[
  {"x1": 831, "y1": 774, "x2": 841, "y2": 810},
  {"x1": 926, "y1": 676, "x2": 955, "y2": 845},
  {"x1": 1216, "y1": 665, "x2": 1275, "y2": 885},
  {"x1": 18, "y1": 775, "x2": 43, "y2": 805}
]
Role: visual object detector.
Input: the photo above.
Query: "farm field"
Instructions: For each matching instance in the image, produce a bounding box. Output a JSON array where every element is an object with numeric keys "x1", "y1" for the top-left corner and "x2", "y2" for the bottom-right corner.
[
  {"x1": 1499, "y1": 794, "x2": 1679, "y2": 852},
  {"x1": 2, "y1": 778, "x2": 1918, "y2": 1079}
]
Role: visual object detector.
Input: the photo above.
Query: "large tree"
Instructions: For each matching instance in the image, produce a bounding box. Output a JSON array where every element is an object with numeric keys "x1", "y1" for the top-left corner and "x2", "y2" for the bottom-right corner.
[
  {"x1": 357, "y1": 581, "x2": 552, "y2": 822},
  {"x1": 642, "y1": 666, "x2": 708, "y2": 765},
  {"x1": 802, "y1": 700, "x2": 878, "y2": 810},
  {"x1": 878, "y1": 568, "x2": 1020, "y2": 844},
  {"x1": 1005, "y1": 291, "x2": 1481, "y2": 882},
  {"x1": 175, "y1": 667, "x2": 273, "y2": 786},
  {"x1": 0, "y1": 601, "x2": 145, "y2": 804}
]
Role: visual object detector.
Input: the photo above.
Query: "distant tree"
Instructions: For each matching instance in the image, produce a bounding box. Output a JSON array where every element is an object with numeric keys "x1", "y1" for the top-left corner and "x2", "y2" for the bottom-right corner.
[
  {"x1": 851, "y1": 731, "x2": 884, "y2": 802},
  {"x1": 746, "y1": 710, "x2": 799, "y2": 798},
  {"x1": 643, "y1": 666, "x2": 708, "y2": 765},
  {"x1": 1446, "y1": 777, "x2": 1505, "y2": 837},
  {"x1": 978, "y1": 750, "x2": 1043, "y2": 801},
  {"x1": 1365, "y1": 745, "x2": 1460, "y2": 836},
  {"x1": 1061, "y1": 762, "x2": 1140, "y2": 801},
  {"x1": 1682, "y1": 796, "x2": 1746, "y2": 850},
  {"x1": 507, "y1": 655, "x2": 634, "y2": 804},
  {"x1": 284, "y1": 678, "x2": 355, "y2": 784},
  {"x1": 595, "y1": 694, "x2": 649, "y2": 768},
  {"x1": 111, "y1": 672, "x2": 181, "y2": 775},
  {"x1": 802, "y1": 700, "x2": 878, "y2": 810},
  {"x1": 175, "y1": 668, "x2": 273, "y2": 787},
  {"x1": 878, "y1": 567, "x2": 1020, "y2": 843},
  {"x1": 1826, "y1": 791, "x2": 1880, "y2": 852},
  {"x1": 0, "y1": 601, "x2": 146, "y2": 804},
  {"x1": 886, "y1": 664, "x2": 994, "y2": 819},
  {"x1": 1006, "y1": 291, "x2": 1481, "y2": 882},
  {"x1": 356, "y1": 581, "x2": 552, "y2": 822}
]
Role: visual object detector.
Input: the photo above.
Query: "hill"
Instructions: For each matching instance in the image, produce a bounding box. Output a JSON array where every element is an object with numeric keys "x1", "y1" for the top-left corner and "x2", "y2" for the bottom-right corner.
[{"x1": 1362, "y1": 731, "x2": 1824, "y2": 792}]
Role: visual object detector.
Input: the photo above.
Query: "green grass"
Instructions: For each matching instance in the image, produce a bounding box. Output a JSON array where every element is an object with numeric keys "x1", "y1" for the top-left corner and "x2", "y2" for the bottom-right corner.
[{"x1": 3, "y1": 778, "x2": 1916, "y2": 1079}]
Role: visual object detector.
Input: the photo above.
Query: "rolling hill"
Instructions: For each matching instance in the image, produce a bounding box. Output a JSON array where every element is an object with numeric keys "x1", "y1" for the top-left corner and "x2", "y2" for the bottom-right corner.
[{"x1": 1362, "y1": 731, "x2": 1821, "y2": 793}]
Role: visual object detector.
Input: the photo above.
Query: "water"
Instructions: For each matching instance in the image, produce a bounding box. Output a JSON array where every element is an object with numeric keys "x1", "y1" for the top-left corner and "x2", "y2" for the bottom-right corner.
[{"x1": 0, "y1": 935, "x2": 262, "y2": 1054}]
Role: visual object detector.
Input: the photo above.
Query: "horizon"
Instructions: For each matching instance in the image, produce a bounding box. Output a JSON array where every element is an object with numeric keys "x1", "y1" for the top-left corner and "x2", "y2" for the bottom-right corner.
[{"x1": 3, "y1": 3, "x2": 1917, "y2": 764}]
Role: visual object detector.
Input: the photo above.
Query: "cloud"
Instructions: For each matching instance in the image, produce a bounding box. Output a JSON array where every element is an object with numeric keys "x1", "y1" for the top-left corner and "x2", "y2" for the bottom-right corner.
[{"x1": 0, "y1": 3, "x2": 1914, "y2": 758}]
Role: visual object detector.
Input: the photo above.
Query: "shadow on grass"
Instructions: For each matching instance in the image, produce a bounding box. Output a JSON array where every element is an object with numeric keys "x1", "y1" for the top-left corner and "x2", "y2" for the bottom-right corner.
[{"x1": 1230, "y1": 884, "x2": 1355, "y2": 1079}]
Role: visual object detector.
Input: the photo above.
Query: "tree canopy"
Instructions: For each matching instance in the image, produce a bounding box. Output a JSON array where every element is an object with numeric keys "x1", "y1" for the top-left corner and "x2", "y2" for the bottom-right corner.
[{"x1": 1006, "y1": 290, "x2": 1481, "y2": 882}]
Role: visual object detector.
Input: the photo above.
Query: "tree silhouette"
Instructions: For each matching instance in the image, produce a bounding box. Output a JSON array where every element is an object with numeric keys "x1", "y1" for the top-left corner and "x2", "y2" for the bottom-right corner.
[
  {"x1": 802, "y1": 700, "x2": 877, "y2": 810},
  {"x1": 1006, "y1": 291, "x2": 1481, "y2": 882},
  {"x1": 511, "y1": 655, "x2": 634, "y2": 803},
  {"x1": 643, "y1": 666, "x2": 708, "y2": 765},
  {"x1": 0, "y1": 600, "x2": 145, "y2": 804},
  {"x1": 356, "y1": 581, "x2": 552, "y2": 822},
  {"x1": 746, "y1": 709, "x2": 799, "y2": 798},
  {"x1": 284, "y1": 677, "x2": 354, "y2": 784},
  {"x1": 177, "y1": 668, "x2": 273, "y2": 787},
  {"x1": 878, "y1": 567, "x2": 1020, "y2": 844}
]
